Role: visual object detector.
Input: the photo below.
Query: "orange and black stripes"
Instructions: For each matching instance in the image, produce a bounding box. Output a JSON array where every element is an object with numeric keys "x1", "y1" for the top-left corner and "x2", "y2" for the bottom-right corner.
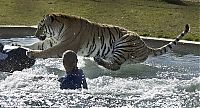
[{"x1": 34, "y1": 14, "x2": 190, "y2": 71}]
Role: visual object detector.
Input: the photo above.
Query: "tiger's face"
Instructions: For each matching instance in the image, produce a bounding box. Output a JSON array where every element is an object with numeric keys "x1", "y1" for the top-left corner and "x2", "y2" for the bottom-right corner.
[{"x1": 35, "y1": 14, "x2": 63, "y2": 41}]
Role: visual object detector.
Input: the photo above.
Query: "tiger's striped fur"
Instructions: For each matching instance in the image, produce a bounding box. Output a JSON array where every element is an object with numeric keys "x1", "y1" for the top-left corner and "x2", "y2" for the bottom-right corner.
[{"x1": 25, "y1": 14, "x2": 189, "y2": 71}]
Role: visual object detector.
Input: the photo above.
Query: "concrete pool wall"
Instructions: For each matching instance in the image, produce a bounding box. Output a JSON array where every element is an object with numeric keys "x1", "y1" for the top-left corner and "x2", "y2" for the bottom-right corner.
[
  {"x1": 0, "y1": 25, "x2": 36, "y2": 38},
  {"x1": 0, "y1": 25, "x2": 199, "y2": 56}
]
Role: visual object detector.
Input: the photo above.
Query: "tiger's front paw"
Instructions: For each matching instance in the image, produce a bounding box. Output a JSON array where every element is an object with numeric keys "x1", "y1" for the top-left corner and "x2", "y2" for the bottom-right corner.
[
  {"x1": 11, "y1": 43, "x2": 22, "y2": 47},
  {"x1": 26, "y1": 50, "x2": 38, "y2": 58}
]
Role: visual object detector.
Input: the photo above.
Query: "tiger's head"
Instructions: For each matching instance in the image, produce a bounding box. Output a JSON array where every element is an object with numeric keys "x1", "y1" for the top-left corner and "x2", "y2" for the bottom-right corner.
[{"x1": 35, "y1": 14, "x2": 66, "y2": 41}]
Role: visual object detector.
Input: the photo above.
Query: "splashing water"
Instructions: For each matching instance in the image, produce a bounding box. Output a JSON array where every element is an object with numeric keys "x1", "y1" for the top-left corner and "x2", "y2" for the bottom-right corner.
[{"x1": 0, "y1": 38, "x2": 199, "y2": 107}]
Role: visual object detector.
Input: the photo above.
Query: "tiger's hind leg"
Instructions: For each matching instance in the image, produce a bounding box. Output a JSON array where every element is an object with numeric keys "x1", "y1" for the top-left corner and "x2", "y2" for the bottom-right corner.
[
  {"x1": 94, "y1": 56, "x2": 121, "y2": 71},
  {"x1": 93, "y1": 33, "x2": 148, "y2": 71}
]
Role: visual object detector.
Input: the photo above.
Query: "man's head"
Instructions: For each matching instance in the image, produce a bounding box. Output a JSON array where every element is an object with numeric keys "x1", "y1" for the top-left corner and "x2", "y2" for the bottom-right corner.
[
  {"x1": 62, "y1": 50, "x2": 78, "y2": 72},
  {"x1": 0, "y1": 43, "x2": 4, "y2": 52}
]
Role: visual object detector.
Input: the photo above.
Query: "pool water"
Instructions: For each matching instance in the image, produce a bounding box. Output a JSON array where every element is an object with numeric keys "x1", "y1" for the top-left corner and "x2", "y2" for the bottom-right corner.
[{"x1": 0, "y1": 38, "x2": 200, "y2": 107}]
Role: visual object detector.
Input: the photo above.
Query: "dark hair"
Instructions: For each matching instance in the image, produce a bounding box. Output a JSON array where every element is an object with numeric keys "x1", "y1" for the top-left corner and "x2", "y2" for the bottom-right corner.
[{"x1": 63, "y1": 50, "x2": 78, "y2": 65}]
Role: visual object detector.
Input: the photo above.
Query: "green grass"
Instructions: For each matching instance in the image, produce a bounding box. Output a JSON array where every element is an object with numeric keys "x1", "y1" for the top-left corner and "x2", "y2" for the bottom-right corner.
[{"x1": 0, "y1": 0, "x2": 199, "y2": 41}]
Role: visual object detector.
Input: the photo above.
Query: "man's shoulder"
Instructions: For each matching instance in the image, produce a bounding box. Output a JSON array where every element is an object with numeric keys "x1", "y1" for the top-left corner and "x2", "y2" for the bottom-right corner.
[{"x1": 77, "y1": 69, "x2": 83, "y2": 73}]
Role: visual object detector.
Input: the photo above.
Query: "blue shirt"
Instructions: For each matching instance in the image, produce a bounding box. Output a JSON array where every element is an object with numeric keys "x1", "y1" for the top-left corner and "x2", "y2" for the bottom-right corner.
[{"x1": 58, "y1": 68, "x2": 88, "y2": 90}]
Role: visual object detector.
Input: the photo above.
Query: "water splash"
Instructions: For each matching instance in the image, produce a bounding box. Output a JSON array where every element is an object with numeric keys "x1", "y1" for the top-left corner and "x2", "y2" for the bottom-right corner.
[{"x1": 0, "y1": 38, "x2": 199, "y2": 107}]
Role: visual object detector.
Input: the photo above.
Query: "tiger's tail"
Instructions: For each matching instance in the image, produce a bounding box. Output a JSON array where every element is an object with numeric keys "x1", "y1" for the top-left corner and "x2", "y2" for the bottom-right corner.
[{"x1": 149, "y1": 24, "x2": 190, "y2": 56}]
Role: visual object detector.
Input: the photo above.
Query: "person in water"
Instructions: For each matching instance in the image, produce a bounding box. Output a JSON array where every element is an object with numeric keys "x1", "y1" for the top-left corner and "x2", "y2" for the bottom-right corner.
[
  {"x1": 0, "y1": 42, "x2": 35, "y2": 72},
  {"x1": 58, "y1": 50, "x2": 88, "y2": 90}
]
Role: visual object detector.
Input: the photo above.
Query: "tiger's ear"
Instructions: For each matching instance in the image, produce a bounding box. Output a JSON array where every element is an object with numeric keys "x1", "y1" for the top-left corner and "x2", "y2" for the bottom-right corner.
[{"x1": 44, "y1": 14, "x2": 55, "y2": 25}]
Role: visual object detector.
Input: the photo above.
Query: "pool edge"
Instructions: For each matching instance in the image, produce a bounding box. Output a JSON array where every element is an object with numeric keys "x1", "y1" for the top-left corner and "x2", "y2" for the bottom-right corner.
[{"x1": 0, "y1": 25, "x2": 37, "y2": 38}]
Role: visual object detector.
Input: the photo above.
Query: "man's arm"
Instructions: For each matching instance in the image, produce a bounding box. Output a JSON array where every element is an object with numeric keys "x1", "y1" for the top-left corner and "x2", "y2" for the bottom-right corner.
[{"x1": 82, "y1": 77, "x2": 88, "y2": 89}]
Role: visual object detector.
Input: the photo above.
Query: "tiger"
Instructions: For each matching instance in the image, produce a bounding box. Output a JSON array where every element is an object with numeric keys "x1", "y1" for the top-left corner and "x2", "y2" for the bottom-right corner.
[{"x1": 21, "y1": 13, "x2": 189, "y2": 71}]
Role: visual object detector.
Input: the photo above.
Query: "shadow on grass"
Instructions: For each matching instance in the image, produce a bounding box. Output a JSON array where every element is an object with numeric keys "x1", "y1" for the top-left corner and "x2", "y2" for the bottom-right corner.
[{"x1": 162, "y1": 0, "x2": 187, "y2": 5}]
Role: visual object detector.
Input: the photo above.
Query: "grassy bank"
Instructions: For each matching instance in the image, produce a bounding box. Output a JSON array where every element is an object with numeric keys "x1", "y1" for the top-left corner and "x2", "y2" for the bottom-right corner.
[{"x1": 0, "y1": 0, "x2": 199, "y2": 41}]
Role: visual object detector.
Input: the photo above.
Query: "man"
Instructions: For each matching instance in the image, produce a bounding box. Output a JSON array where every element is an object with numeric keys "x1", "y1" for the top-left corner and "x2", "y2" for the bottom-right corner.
[
  {"x1": 58, "y1": 50, "x2": 88, "y2": 90},
  {"x1": 0, "y1": 42, "x2": 35, "y2": 72}
]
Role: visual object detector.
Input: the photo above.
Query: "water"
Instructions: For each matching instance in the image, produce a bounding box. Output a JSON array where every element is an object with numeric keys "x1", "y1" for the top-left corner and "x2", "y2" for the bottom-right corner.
[{"x1": 0, "y1": 38, "x2": 200, "y2": 107}]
